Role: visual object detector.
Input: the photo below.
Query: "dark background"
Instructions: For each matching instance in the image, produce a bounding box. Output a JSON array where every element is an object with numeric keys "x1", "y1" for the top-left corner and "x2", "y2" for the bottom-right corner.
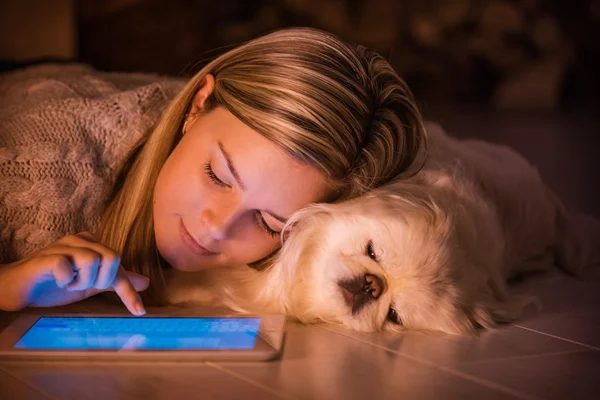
[
  {"x1": 79, "y1": 0, "x2": 599, "y2": 111},
  {"x1": 2, "y1": 0, "x2": 599, "y2": 109},
  {"x1": 1, "y1": 0, "x2": 599, "y2": 216}
]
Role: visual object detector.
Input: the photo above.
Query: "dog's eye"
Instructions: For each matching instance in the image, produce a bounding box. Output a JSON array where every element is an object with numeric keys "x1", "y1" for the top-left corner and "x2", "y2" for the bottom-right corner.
[
  {"x1": 365, "y1": 240, "x2": 377, "y2": 261},
  {"x1": 387, "y1": 307, "x2": 402, "y2": 325}
]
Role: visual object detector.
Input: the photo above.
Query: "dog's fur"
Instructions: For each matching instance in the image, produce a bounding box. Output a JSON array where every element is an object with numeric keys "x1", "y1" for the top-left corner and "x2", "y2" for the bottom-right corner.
[{"x1": 166, "y1": 122, "x2": 599, "y2": 335}]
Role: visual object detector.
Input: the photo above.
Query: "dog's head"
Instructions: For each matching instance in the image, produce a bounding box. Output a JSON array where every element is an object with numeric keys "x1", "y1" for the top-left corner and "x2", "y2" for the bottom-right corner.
[{"x1": 223, "y1": 181, "x2": 534, "y2": 335}]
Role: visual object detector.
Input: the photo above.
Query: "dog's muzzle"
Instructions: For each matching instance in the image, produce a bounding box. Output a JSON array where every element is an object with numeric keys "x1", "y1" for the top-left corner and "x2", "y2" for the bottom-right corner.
[{"x1": 338, "y1": 273, "x2": 385, "y2": 315}]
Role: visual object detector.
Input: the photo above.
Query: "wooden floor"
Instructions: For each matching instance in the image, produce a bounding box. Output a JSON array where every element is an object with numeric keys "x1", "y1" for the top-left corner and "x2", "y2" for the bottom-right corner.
[{"x1": 1, "y1": 109, "x2": 599, "y2": 400}]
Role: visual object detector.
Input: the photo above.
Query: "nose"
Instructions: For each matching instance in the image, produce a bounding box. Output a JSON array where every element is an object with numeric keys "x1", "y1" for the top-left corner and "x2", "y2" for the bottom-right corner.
[
  {"x1": 200, "y1": 201, "x2": 241, "y2": 240},
  {"x1": 338, "y1": 273, "x2": 385, "y2": 315}
]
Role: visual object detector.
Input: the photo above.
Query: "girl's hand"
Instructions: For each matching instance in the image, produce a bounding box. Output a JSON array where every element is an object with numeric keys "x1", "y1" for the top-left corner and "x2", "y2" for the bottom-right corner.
[{"x1": 0, "y1": 232, "x2": 149, "y2": 315}]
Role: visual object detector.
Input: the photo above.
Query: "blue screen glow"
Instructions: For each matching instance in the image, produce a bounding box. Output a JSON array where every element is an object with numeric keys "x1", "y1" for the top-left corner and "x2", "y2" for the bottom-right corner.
[{"x1": 14, "y1": 317, "x2": 261, "y2": 350}]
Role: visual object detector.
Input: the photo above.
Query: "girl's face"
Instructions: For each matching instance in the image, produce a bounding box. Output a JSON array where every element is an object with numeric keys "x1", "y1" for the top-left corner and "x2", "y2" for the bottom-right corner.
[{"x1": 153, "y1": 76, "x2": 331, "y2": 271}]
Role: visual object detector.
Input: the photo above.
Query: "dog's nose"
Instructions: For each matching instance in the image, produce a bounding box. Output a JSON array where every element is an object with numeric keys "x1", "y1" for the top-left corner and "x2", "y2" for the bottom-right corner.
[
  {"x1": 363, "y1": 273, "x2": 384, "y2": 298},
  {"x1": 338, "y1": 273, "x2": 385, "y2": 314}
]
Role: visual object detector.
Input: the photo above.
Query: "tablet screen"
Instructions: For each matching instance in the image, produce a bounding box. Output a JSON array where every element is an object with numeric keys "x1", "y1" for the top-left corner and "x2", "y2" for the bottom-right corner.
[{"x1": 14, "y1": 317, "x2": 262, "y2": 351}]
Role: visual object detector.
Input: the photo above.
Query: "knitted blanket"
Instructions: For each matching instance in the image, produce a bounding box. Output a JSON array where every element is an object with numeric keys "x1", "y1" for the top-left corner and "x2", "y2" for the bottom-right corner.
[{"x1": 0, "y1": 64, "x2": 185, "y2": 264}]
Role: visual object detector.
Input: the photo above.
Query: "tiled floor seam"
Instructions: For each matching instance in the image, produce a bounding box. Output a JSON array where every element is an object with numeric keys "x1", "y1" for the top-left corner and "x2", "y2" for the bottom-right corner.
[
  {"x1": 205, "y1": 361, "x2": 298, "y2": 400},
  {"x1": 316, "y1": 325, "x2": 543, "y2": 400},
  {"x1": 513, "y1": 325, "x2": 600, "y2": 350},
  {"x1": 456, "y1": 348, "x2": 595, "y2": 366},
  {"x1": 0, "y1": 364, "x2": 59, "y2": 400}
]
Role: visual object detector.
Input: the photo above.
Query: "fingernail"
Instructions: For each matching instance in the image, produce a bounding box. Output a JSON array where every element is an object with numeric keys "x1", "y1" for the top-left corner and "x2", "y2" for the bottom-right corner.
[{"x1": 136, "y1": 303, "x2": 146, "y2": 316}]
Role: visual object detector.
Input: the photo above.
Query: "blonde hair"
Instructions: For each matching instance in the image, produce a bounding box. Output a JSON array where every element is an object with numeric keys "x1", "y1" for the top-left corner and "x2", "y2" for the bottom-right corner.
[{"x1": 99, "y1": 27, "x2": 426, "y2": 305}]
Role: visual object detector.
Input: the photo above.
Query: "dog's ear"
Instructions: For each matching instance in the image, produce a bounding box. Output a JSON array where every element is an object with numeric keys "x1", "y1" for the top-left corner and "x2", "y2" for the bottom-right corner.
[
  {"x1": 455, "y1": 276, "x2": 541, "y2": 335},
  {"x1": 463, "y1": 294, "x2": 540, "y2": 335},
  {"x1": 438, "y1": 260, "x2": 540, "y2": 335},
  {"x1": 555, "y1": 210, "x2": 600, "y2": 276},
  {"x1": 220, "y1": 204, "x2": 334, "y2": 315},
  {"x1": 277, "y1": 205, "x2": 333, "y2": 281}
]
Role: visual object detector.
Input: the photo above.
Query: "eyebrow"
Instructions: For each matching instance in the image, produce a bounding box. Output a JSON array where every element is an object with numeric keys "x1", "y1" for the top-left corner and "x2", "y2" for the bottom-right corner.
[{"x1": 217, "y1": 141, "x2": 288, "y2": 224}]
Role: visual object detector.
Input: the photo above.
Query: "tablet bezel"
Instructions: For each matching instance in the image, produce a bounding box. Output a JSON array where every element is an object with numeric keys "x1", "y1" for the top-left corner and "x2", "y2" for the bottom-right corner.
[{"x1": 0, "y1": 313, "x2": 285, "y2": 362}]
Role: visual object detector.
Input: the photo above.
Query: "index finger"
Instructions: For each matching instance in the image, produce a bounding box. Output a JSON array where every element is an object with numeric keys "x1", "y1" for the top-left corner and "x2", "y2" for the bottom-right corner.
[{"x1": 111, "y1": 266, "x2": 146, "y2": 316}]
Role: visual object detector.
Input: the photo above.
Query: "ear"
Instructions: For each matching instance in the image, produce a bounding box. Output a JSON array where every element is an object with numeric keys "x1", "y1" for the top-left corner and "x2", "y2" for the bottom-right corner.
[
  {"x1": 189, "y1": 73, "x2": 216, "y2": 114},
  {"x1": 440, "y1": 260, "x2": 541, "y2": 335},
  {"x1": 278, "y1": 204, "x2": 334, "y2": 270},
  {"x1": 230, "y1": 206, "x2": 333, "y2": 311},
  {"x1": 218, "y1": 205, "x2": 333, "y2": 315},
  {"x1": 445, "y1": 295, "x2": 539, "y2": 336},
  {"x1": 458, "y1": 276, "x2": 541, "y2": 334},
  {"x1": 466, "y1": 294, "x2": 540, "y2": 333},
  {"x1": 556, "y1": 211, "x2": 600, "y2": 276},
  {"x1": 212, "y1": 212, "x2": 314, "y2": 314}
]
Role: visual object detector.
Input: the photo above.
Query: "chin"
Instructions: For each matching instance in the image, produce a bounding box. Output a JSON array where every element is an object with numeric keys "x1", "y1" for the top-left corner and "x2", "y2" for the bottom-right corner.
[{"x1": 169, "y1": 123, "x2": 600, "y2": 335}]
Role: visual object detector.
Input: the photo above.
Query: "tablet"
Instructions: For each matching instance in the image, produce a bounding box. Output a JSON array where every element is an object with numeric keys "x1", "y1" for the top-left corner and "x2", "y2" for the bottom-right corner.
[{"x1": 0, "y1": 313, "x2": 285, "y2": 362}]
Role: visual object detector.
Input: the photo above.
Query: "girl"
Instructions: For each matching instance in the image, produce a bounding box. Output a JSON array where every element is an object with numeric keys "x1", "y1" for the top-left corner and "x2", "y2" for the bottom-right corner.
[{"x1": 0, "y1": 27, "x2": 426, "y2": 316}]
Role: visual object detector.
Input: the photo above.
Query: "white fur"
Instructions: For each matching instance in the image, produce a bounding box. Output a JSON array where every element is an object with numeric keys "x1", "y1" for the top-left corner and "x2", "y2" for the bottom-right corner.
[{"x1": 168, "y1": 122, "x2": 600, "y2": 335}]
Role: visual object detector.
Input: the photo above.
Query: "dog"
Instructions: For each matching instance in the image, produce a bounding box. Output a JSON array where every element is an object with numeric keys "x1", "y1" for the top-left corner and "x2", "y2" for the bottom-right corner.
[{"x1": 167, "y1": 122, "x2": 599, "y2": 335}]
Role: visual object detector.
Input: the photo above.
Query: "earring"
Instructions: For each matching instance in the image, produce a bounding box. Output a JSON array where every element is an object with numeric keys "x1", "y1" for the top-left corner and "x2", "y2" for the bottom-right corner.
[{"x1": 182, "y1": 112, "x2": 190, "y2": 135}]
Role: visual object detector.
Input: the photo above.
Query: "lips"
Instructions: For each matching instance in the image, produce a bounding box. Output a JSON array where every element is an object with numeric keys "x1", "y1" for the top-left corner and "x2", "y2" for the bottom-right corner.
[{"x1": 179, "y1": 219, "x2": 218, "y2": 256}]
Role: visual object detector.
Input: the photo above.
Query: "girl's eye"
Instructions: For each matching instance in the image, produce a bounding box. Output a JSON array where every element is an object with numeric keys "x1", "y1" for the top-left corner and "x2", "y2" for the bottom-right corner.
[
  {"x1": 203, "y1": 162, "x2": 229, "y2": 188},
  {"x1": 203, "y1": 161, "x2": 278, "y2": 238},
  {"x1": 254, "y1": 211, "x2": 279, "y2": 238},
  {"x1": 365, "y1": 240, "x2": 377, "y2": 261},
  {"x1": 387, "y1": 307, "x2": 402, "y2": 325}
]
